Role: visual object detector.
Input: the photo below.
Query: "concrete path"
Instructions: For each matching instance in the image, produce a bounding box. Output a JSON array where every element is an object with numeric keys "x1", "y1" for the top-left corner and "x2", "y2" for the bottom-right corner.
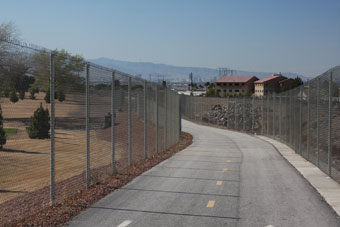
[
  {"x1": 258, "y1": 135, "x2": 340, "y2": 217},
  {"x1": 68, "y1": 120, "x2": 340, "y2": 227}
]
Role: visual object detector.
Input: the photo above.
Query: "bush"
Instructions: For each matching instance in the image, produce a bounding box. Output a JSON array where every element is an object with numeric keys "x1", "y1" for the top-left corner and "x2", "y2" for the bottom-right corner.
[
  {"x1": 44, "y1": 87, "x2": 59, "y2": 103},
  {"x1": 57, "y1": 91, "x2": 65, "y2": 102},
  {"x1": 3, "y1": 89, "x2": 10, "y2": 98},
  {"x1": 29, "y1": 90, "x2": 36, "y2": 99},
  {"x1": 26, "y1": 103, "x2": 50, "y2": 139},
  {"x1": 9, "y1": 90, "x2": 19, "y2": 103},
  {"x1": 44, "y1": 88, "x2": 50, "y2": 103},
  {"x1": 0, "y1": 105, "x2": 6, "y2": 149},
  {"x1": 29, "y1": 88, "x2": 39, "y2": 99},
  {"x1": 19, "y1": 90, "x2": 25, "y2": 100}
]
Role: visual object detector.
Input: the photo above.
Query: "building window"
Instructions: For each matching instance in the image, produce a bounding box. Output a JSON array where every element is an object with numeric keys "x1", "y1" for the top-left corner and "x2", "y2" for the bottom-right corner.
[
  {"x1": 224, "y1": 89, "x2": 226, "y2": 92},
  {"x1": 235, "y1": 89, "x2": 239, "y2": 92},
  {"x1": 242, "y1": 83, "x2": 245, "y2": 86},
  {"x1": 229, "y1": 89, "x2": 232, "y2": 92},
  {"x1": 235, "y1": 83, "x2": 239, "y2": 86},
  {"x1": 217, "y1": 89, "x2": 221, "y2": 92}
]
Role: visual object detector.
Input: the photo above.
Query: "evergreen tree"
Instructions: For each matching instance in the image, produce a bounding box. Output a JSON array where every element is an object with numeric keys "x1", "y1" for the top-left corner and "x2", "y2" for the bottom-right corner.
[
  {"x1": 44, "y1": 88, "x2": 50, "y2": 103},
  {"x1": 214, "y1": 90, "x2": 220, "y2": 97},
  {"x1": 0, "y1": 104, "x2": 6, "y2": 149},
  {"x1": 57, "y1": 90, "x2": 65, "y2": 102},
  {"x1": 26, "y1": 103, "x2": 50, "y2": 139},
  {"x1": 29, "y1": 89, "x2": 36, "y2": 99},
  {"x1": 19, "y1": 90, "x2": 25, "y2": 100},
  {"x1": 9, "y1": 90, "x2": 18, "y2": 103}
]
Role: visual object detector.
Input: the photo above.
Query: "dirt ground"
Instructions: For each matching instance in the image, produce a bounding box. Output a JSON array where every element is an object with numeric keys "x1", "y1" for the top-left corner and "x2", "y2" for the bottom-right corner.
[
  {"x1": 0, "y1": 92, "x2": 130, "y2": 204},
  {"x1": 0, "y1": 132, "x2": 191, "y2": 227}
]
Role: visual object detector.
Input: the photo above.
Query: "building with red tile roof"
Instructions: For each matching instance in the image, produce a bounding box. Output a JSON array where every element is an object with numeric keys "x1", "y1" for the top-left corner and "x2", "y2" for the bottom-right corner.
[
  {"x1": 215, "y1": 75, "x2": 258, "y2": 96},
  {"x1": 254, "y1": 74, "x2": 287, "y2": 96}
]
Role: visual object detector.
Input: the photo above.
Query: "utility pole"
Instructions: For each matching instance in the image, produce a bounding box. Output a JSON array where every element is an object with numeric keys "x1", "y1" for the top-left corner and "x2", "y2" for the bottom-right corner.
[
  {"x1": 189, "y1": 72, "x2": 193, "y2": 96},
  {"x1": 218, "y1": 68, "x2": 235, "y2": 77}
]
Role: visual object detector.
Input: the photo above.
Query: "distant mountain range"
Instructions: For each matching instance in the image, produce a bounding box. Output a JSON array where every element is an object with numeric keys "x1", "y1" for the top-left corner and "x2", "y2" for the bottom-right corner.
[{"x1": 89, "y1": 57, "x2": 308, "y2": 82}]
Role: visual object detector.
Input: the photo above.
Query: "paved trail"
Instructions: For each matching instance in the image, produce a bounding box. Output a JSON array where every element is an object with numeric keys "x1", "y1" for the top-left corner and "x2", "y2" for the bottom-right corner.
[{"x1": 68, "y1": 120, "x2": 340, "y2": 227}]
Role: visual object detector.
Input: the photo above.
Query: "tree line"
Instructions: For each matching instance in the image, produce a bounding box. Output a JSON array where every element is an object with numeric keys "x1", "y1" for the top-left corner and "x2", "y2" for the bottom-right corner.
[{"x1": 0, "y1": 22, "x2": 86, "y2": 103}]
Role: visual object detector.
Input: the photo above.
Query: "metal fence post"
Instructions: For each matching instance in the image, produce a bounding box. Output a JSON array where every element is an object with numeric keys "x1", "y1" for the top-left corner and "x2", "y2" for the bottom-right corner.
[
  {"x1": 164, "y1": 88, "x2": 167, "y2": 151},
  {"x1": 317, "y1": 77, "x2": 320, "y2": 167},
  {"x1": 50, "y1": 53, "x2": 55, "y2": 204},
  {"x1": 286, "y1": 94, "x2": 289, "y2": 143},
  {"x1": 194, "y1": 96, "x2": 197, "y2": 121},
  {"x1": 279, "y1": 95, "x2": 281, "y2": 140},
  {"x1": 273, "y1": 93, "x2": 275, "y2": 137},
  {"x1": 85, "y1": 63, "x2": 90, "y2": 188},
  {"x1": 243, "y1": 97, "x2": 245, "y2": 131},
  {"x1": 299, "y1": 86, "x2": 302, "y2": 154},
  {"x1": 128, "y1": 77, "x2": 132, "y2": 166},
  {"x1": 267, "y1": 95, "x2": 269, "y2": 135},
  {"x1": 111, "y1": 72, "x2": 116, "y2": 174},
  {"x1": 156, "y1": 85, "x2": 159, "y2": 153},
  {"x1": 235, "y1": 99, "x2": 237, "y2": 129},
  {"x1": 290, "y1": 90, "x2": 293, "y2": 145},
  {"x1": 136, "y1": 93, "x2": 140, "y2": 116},
  {"x1": 252, "y1": 97, "x2": 255, "y2": 133},
  {"x1": 307, "y1": 83, "x2": 310, "y2": 160},
  {"x1": 179, "y1": 94, "x2": 182, "y2": 137},
  {"x1": 144, "y1": 81, "x2": 147, "y2": 159},
  {"x1": 328, "y1": 72, "x2": 333, "y2": 176},
  {"x1": 261, "y1": 96, "x2": 264, "y2": 135},
  {"x1": 227, "y1": 97, "x2": 229, "y2": 128},
  {"x1": 200, "y1": 96, "x2": 203, "y2": 121}
]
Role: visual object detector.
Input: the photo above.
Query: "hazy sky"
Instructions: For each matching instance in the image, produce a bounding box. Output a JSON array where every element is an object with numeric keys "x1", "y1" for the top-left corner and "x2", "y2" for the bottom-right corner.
[{"x1": 1, "y1": 0, "x2": 339, "y2": 77}]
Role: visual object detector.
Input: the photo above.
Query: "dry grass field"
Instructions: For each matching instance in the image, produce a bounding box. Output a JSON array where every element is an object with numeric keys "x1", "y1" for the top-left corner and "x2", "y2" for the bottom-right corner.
[{"x1": 0, "y1": 92, "x2": 129, "y2": 204}]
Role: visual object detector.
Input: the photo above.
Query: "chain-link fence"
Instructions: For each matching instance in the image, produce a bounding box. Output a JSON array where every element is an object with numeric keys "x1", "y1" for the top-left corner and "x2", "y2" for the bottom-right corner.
[
  {"x1": 181, "y1": 65, "x2": 340, "y2": 183},
  {"x1": 0, "y1": 39, "x2": 181, "y2": 225}
]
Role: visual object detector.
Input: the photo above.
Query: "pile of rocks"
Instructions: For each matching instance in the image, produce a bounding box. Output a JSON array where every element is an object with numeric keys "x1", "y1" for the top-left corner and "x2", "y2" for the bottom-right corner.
[{"x1": 207, "y1": 103, "x2": 261, "y2": 131}]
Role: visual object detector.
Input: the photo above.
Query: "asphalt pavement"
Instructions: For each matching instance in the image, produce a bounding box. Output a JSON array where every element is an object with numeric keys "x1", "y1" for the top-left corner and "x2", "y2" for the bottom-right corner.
[{"x1": 68, "y1": 120, "x2": 340, "y2": 227}]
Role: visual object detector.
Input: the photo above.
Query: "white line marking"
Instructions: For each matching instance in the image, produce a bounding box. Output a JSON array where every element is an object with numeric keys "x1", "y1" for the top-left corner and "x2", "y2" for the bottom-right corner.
[
  {"x1": 265, "y1": 225, "x2": 275, "y2": 227},
  {"x1": 117, "y1": 220, "x2": 132, "y2": 227}
]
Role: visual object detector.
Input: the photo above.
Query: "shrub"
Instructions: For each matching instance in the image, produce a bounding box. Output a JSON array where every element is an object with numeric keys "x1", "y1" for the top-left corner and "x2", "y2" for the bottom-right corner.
[
  {"x1": 44, "y1": 87, "x2": 58, "y2": 103},
  {"x1": 214, "y1": 90, "x2": 220, "y2": 97},
  {"x1": 44, "y1": 88, "x2": 50, "y2": 103},
  {"x1": 29, "y1": 88, "x2": 39, "y2": 99},
  {"x1": 29, "y1": 90, "x2": 36, "y2": 99},
  {"x1": 57, "y1": 91, "x2": 65, "y2": 102},
  {"x1": 26, "y1": 103, "x2": 50, "y2": 139},
  {"x1": 0, "y1": 105, "x2": 6, "y2": 149},
  {"x1": 19, "y1": 90, "x2": 25, "y2": 100},
  {"x1": 3, "y1": 89, "x2": 10, "y2": 98},
  {"x1": 9, "y1": 90, "x2": 19, "y2": 103}
]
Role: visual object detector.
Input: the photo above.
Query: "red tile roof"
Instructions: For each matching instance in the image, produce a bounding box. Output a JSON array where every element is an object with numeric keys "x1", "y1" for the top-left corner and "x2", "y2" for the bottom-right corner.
[
  {"x1": 254, "y1": 75, "x2": 286, "y2": 83},
  {"x1": 216, "y1": 76, "x2": 257, "y2": 83}
]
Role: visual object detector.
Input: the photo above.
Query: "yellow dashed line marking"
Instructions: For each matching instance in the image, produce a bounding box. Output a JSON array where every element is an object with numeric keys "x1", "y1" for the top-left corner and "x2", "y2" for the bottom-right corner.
[
  {"x1": 206, "y1": 200, "x2": 215, "y2": 208},
  {"x1": 223, "y1": 168, "x2": 228, "y2": 172},
  {"x1": 216, "y1": 181, "x2": 222, "y2": 185}
]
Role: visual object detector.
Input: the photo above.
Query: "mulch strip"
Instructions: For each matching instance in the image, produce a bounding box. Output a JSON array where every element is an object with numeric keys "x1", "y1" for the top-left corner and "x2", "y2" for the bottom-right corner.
[{"x1": 3, "y1": 132, "x2": 192, "y2": 227}]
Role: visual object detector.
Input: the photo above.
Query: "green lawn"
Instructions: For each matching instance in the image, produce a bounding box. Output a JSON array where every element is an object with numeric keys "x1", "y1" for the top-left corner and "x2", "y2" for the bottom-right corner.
[{"x1": 4, "y1": 128, "x2": 18, "y2": 136}]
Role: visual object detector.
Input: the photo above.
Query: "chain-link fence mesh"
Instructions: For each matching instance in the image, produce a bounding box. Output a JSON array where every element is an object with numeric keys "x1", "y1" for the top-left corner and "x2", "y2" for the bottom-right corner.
[
  {"x1": 0, "y1": 39, "x2": 181, "y2": 225},
  {"x1": 181, "y1": 65, "x2": 340, "y2": 185}
]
